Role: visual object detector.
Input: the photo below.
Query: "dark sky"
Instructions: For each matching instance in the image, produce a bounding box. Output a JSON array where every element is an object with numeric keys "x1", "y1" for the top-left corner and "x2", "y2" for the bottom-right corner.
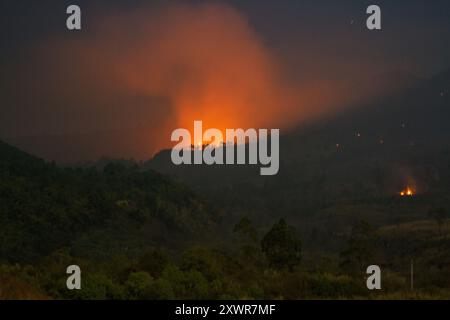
[
  {"x1": 1, "y1": 0, "x2": 449, "y2": 161},
  {"x1": 2, "y1": 0, "x2": 449, "y2": 67}
]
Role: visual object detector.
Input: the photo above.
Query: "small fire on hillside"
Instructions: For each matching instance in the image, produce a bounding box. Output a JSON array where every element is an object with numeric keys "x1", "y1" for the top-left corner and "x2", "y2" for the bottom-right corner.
[{"x1": 399, "y1": 186, "x2": 414, "y2": 197}]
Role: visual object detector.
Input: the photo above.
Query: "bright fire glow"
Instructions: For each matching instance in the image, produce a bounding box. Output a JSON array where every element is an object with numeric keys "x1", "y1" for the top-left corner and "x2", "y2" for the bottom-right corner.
[{"x1": 400, "y1": 187, "x2": 414, "y2": 197}]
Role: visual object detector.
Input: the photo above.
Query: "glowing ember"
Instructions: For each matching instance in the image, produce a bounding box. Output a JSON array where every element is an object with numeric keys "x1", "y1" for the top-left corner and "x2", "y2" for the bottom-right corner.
[{"x1": 400, "y1": 187, "x2": 414, "y2": 197}]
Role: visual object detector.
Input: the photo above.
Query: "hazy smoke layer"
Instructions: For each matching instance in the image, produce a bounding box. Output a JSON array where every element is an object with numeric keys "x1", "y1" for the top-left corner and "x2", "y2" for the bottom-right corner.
[
  {"x1": 90, "y1": 3, "x2": 304, "y2": 131},
  {"x1": 1, "y1": 2, "x2": 407, "y2": 161}
]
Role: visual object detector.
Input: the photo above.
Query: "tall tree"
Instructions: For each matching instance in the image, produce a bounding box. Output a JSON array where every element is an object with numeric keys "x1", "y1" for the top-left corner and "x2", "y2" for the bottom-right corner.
[
  {"x1": 261, "y1": 219, "x2": 302, "y2": 271},
  {"x1": 340, "y1": 220, "x2": 377, "y2": 274}
]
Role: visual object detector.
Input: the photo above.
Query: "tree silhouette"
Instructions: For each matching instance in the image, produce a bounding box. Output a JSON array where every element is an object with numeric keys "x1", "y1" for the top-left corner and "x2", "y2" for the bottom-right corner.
[
  {"x1": 340, "y1": 220, "x2": 377, "y2": 274},
  {"x1": 261, "y1": 219, "x2": 302, "y2": 271}
]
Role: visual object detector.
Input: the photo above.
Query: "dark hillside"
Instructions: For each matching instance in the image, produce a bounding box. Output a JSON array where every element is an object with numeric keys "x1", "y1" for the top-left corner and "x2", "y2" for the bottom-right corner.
[{"x1": 0, "y1": 140, "x2": 217, "y2": 263}]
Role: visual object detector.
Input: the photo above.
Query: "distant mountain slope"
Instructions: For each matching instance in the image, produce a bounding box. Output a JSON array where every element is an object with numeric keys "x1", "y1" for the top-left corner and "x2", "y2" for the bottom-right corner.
[
  {"x1": 0, "y1": 140, "x2": 47, "y2": 172},
  {"x1": 0, "y1": 140, "x2": 216, "y2": 263},
  {"x1": 145, "y1": 68, "x2": 450, "y2": 223}
]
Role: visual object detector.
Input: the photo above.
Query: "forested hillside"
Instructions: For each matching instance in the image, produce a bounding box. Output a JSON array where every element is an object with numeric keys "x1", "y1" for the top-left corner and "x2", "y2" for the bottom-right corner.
[
  {"x1": 0, "y1": 140, "x2": 216, "y2": 263},
  {"x1": 1, "y1": 69, "x2": 449, "y2": 299}
]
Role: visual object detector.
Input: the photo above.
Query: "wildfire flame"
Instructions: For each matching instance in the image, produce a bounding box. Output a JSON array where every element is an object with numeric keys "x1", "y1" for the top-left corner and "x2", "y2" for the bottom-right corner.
[{"x1": 400, "y1": 187, "x2": 414, "y2": 197}]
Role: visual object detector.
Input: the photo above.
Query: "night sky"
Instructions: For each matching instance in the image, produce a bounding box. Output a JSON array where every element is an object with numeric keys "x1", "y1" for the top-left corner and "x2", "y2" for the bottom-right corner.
[{"x1": 1, "y1": 0, "x2": 449, "y2": 161}]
